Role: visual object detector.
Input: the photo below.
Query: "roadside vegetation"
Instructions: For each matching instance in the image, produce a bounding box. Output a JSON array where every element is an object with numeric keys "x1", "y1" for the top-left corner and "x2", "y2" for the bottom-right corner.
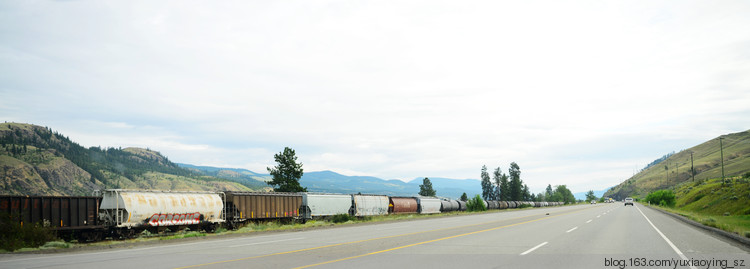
[
  {"x1": 466, "y1": 195, "x2": 486, "y2": 211},
  {"x1": 644, "y1": 175, "x2": 750, "y2": 239},
  {"x1": 0, "y1": 213, "x2": 57, "y2": 252}
]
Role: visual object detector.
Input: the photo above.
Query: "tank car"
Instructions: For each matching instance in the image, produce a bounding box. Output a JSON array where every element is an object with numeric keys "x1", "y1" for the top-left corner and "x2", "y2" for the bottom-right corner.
[
  {"x1": 300, "y1": 193, "x2": 352, "y2": 220},
  {"x1": 98, "y1": 189, "x2": 224, "y2": 237}
]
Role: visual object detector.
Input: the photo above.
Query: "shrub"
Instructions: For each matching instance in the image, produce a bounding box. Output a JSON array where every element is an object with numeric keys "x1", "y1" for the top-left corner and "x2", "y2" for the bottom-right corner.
[
  {"x1": 702, "y1": 218, "x2": 717, "y2": 228},
  {"x1": 466, "y1": 195, "x2": 486, "y2": 212},
  {"x1": 40, "y1": 241, "x2": 70, "y2": 249},
  {"x1": 645, "y1": 190, "x2": 676, "y2": 207},
  {"x1": 0, "y1": 213, "x2": 56, "y2": 251},
  {"x1": 331, "y1": 214, "x2": 354, "y2": 223}
]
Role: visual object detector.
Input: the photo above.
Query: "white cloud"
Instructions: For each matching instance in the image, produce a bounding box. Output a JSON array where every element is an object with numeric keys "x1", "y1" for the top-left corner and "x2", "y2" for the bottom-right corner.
[{"x1": 2, "y1": 1, "x2": 749, "y2": 194}]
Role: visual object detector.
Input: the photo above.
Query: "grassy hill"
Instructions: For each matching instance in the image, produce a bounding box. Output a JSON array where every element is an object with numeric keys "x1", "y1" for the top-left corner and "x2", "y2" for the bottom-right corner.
[
  {"x1": 0, "y1": 122, "x2": 253, "y2": 196},
  {"x1": 674, "y1": 177, "x2": 750, "y2": 216},
  {"x1": 605, "y1": 129, "x2": 750, "y2": 200},
  {"x1": 656, "y1": 176, "x2": 750, "y2": 238}
]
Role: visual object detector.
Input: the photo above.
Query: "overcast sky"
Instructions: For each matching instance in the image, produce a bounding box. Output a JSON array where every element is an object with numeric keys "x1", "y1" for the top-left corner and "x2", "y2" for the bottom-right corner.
[{"x1": 2, "y1": 1, "x2": 749, "y2": 194}]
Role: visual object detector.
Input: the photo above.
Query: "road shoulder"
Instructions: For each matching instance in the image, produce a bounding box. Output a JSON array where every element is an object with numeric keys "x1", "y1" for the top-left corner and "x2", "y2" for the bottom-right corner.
[{"x1": 645, "y1": 204, "x2": 750, "y2": 251}]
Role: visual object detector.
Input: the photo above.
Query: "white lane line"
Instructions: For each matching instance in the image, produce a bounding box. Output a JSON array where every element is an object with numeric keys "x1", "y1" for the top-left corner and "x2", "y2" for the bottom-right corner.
[
  {"x1": 597, "y1": 215, "x2": 601, "y2": 218},
  {"x1": 228, "y1": 237, "x2": 304, "y2": 247},
  {"x1": 566, "y1": 227, "x2": 578, "y2": 233},
  {"x1": 520, "y1": 241, "x2": 548, "y2": 255},
  {"x1": 586, "y1": 219, "x2": 592, "y2": 223},
  {"x1": 635, "y1": 205, "x2": 697, "y2": 269}
]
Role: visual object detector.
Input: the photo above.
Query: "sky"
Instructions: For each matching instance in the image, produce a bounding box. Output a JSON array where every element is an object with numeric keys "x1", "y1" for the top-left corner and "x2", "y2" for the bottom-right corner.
[{"x1": 2, "y1": 1, "x2": 749, "y2": 194}]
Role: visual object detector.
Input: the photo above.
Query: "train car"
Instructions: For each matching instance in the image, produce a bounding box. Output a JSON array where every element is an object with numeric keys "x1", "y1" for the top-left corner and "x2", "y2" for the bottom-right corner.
[
  {"x1": 507, "y1": 201, "x2": 517, "y2": 208},
  {"x1": 300, "y1": 193, "x2": 351, "y2": 219},
  {"x1": 350, "y1": 194, "x2": 389, "y2": 216},
  {"x1": 487, "y1": 200, "x2": 499, "y2": 210},
  {"x1": 225, "y1": 192, "x2": 302, "y2": 225},
  {"x1": 417, "y1": 197, "x2": 441, "y2": 214},
  {"x1": 0, "y1": 195, "x2": 104, "y2": 241},
  {"x1": 440, "y1": 199, "x2": 459, "y2": 212},
  {"x1": 457, "y1": 200, "x2": 467, "y2": 211},
  {"x1": 388, "y1": 197, "x2": 418, "y2": 214},
  {"x1": 498, "y1": 201, "x2": 509, "y2": 209},
  {"x1": 98, "y1": 189, "x2": 224, "y2": 236},
  {"x1": 448, "y1": 200, "x2": 460, "y2": 211}
]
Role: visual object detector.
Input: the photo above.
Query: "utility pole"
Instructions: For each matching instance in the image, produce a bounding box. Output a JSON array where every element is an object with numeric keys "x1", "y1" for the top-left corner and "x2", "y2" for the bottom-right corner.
[
  {"x1": 690, "y1": 151, "x2": 695, "y2": 182},
  {"x1": 720, "y1": 137, "x2": 725, "y2": 185}
]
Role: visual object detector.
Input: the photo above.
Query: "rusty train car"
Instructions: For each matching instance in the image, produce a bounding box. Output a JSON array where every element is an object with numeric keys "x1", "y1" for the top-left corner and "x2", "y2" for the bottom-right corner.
[
  {"x1": 0, "y1": 195, "x2": 104, "y2": 241},
  {"x1": 224, "y1": 192, "x2": 302, "y2": 228}
]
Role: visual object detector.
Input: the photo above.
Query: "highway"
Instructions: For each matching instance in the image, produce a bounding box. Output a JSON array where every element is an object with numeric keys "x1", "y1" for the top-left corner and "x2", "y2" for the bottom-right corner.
[{"x1": 1, "y1": 203, "x2": 748, "y2": 269}]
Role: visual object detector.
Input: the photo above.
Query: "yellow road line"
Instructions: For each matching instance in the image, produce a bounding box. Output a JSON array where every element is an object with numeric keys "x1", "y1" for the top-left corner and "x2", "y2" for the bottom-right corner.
[
  {"x1": 293, "y1": 210, "x2": 575, "y2": 269},
  {"x1": 175, "y1": 206, "x2": 590, "y2": 269}
]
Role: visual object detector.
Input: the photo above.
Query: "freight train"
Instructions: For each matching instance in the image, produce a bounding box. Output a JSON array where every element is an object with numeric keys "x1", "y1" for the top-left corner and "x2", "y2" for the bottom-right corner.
[{"x1": 0, "y1": 189, "x2": 563, "y2": 241}]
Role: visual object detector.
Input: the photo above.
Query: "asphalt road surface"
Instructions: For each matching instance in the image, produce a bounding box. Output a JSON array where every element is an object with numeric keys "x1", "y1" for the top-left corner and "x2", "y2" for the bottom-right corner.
[{"x1": 1, "y1": 203, "x2": 748, "y2": 269}]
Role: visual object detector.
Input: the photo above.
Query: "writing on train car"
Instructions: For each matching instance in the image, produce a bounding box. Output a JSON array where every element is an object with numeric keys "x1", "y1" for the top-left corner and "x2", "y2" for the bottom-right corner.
[{"x1": 147, "y1": 212, "x2": 202, "y2": 226}]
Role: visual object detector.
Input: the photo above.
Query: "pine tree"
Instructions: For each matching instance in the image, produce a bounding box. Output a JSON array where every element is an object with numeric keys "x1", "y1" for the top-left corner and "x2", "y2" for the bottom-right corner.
[
  {"x1": 266, "y1": 147, "x2": 307, "y2": 192},
  {"x1": 480, "y1": 165, "x2": 494, "y2": 200},
  {"x1": 522, "y1": 184, "x2": 530, "y2": 201},
  {"x1": 460, "y1": 192, "x2": 468, "y2": 202},
  {"x1": 585, "y1": 190, "x2": 597, "y2": 202},
  {"x1": 418, "y1": 177, "x2": 437, "y2": 196},
  {"x1": 509, "y1": 162, "x2": 522, "y2": 201},
  {"x1": 545, "y1": 184, "x2": 553, "y2": 199},
  {"x1": 499, "y1": 171, "x2": 510, "y2": 201}
]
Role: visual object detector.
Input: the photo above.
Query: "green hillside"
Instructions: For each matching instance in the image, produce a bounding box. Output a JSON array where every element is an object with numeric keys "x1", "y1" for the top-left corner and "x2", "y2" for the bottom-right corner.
[
  {"x1": 674, "y1": 177, "x2": 750, "y2": 216},
  {"x1": 0, "y1": 122, "x2": 254, "y2": 195},
  {"x1": 605, "y1": 129, "x2": 750, "y2": 200}
]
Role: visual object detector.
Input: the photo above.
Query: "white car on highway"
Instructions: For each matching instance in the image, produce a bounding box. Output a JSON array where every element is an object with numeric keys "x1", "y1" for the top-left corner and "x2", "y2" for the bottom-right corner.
[{"x1": 624, "y1": 197, "x2": 634, "y2": 206}]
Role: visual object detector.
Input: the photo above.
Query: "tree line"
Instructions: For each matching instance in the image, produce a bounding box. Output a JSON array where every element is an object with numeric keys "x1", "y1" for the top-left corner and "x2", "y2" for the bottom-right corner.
[
  {"x1": 262, "y1": 146, "x2": 578, "y2": 205},
  {"x1": 479, "y1": 162, "x2": 576, "y2": 204}
]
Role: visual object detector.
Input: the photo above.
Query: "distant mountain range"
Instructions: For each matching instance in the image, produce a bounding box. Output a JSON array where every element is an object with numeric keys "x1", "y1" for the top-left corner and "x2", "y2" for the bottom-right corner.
[
  {"x1": 14, "y1": 122, "x2": 741, "y2": 201},
  {"x1": 302, "y1": 171, "x2": 482, "y2": 199},
  {"x1": 179, "y1": 165, "x2": 483, "y2": 199},
  {"x1": 0, "y1": 122, "x2": 485, "y2": 198},
  {"x1": 572, "y1": 188, "x2": 610, "y2": 201}
]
